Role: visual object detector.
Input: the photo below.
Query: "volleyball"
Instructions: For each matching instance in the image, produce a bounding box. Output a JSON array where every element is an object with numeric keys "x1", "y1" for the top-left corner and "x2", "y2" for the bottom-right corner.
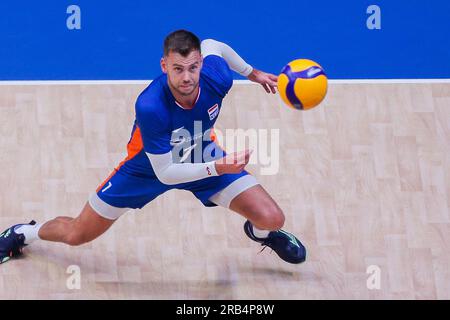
[{"x1": 277, "y1": 59, "x2": 328, "y2": 110}]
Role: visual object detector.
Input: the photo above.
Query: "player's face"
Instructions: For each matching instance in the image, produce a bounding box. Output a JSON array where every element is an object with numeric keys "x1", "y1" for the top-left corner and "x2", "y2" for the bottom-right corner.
[{"x1": 161, "y1": 50, "x2": 203, "y2": 97}]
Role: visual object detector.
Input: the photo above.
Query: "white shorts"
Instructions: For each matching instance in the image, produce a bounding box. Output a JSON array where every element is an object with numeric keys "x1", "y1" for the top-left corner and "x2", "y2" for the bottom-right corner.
[{"x1": 88, "y1": 174, "x2": 259, "y2": 220}]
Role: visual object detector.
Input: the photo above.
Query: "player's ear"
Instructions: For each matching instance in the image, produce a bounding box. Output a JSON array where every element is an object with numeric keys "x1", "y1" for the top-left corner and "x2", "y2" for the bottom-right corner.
[{"x1": 161, "y1": 57, "x2": 167, "y2": 74}]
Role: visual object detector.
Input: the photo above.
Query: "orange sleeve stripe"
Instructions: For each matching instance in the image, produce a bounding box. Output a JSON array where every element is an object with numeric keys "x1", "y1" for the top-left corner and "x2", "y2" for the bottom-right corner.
[
  {"x1": 96, "y1": 126, "x2": 144, "y2": 193},
  {"x1": 210, "y1": 127, "x2": 227, "y2": 152}
]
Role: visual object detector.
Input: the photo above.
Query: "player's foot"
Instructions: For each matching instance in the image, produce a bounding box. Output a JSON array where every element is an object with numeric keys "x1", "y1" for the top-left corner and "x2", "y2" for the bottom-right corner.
[
  {"x1": 244, "y1": 220, "x2": 306, "y2": 264},
  {"x1": 0, "y1": 220, "x2": 36, "y2": 264}
]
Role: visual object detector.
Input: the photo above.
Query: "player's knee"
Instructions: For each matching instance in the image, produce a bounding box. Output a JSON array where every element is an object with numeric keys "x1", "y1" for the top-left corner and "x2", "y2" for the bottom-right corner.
[
  {"x1": 270, "y1": 208, "x2": 285, "y2": 230},
  {"x1": 64, "y1": 229, "x2": 90, "y2": 246},
  {"x1": 257, "y1": 205, "x2": 285, "y2": 230}
]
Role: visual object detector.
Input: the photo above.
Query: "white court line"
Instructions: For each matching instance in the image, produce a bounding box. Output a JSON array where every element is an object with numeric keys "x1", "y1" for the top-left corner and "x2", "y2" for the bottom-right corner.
[{"x1": 0, "y1": 79, "x2": 449, "y2": 85}]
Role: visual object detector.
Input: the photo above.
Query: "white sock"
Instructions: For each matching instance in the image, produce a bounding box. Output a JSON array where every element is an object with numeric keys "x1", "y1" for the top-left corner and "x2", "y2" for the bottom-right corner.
[
  {"x1": 14, "y1": 223, "x2": 42, "y2": 245},
  {"x1": 252, "y1": 225, "x2": 270, "y2": 239}
]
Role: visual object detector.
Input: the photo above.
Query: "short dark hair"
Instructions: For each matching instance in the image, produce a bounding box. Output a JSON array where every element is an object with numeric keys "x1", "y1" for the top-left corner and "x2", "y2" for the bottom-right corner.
[{"x1": 163, "y1": 29, "x2": 201, "y2": 57}]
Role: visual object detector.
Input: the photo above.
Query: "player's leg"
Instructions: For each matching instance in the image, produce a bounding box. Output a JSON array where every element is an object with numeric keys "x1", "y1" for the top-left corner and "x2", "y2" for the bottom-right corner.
[
  {"x1": 38, "y1": 201, "x2": 117, "y2": 246},
  {"x1": 38, "y1": 167, "x2": 169, "y2": 247},
  {"x1": 208, "y1": 174, "x2": 284, "y2": 230},
  {"x1": 0, "y1": 199, "x2": 121, "y2": 264},
  {"x1": 229, "y1": 184, "x2": 285, "y2": 231},
  {"x1": 208, "y1": 174, "x2": 306, "y2": 264},
  {"x1": 0, "y1": 166, "x2": 156, "y2": 264}
]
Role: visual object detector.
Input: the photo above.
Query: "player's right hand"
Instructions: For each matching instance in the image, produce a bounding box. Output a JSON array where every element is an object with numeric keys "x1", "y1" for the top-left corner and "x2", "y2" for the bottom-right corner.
[{"x1": 214, "y1": 149, "x2": 253, "y2": 175}]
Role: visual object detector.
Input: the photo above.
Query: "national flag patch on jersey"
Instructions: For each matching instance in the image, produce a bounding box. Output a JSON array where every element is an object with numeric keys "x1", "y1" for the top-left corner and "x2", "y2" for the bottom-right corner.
[{"x1": 207, "y1": 104, "x2": 219, "y2": 121}]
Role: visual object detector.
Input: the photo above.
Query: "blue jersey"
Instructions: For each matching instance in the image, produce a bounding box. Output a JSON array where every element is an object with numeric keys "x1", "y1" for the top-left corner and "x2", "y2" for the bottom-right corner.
[
  {"x1": 117, "y1": 55, "x2": 233, "y2": 178},
  {"x1": 95, "y1": 54, "x2": 253, "y2": 209}
]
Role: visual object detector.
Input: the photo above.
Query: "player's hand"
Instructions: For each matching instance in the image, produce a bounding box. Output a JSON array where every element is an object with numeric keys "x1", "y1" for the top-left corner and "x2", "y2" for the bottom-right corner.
[
  {"x1": 214, "y1": 149, "x2": 253, "y2": 175},
  {"x1": 247, "y1": 69, "x2": 278, "y2": 94}
]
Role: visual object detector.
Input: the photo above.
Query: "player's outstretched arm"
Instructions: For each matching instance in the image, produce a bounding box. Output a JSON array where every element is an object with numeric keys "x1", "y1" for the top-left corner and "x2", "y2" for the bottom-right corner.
[
  {"x1": 201, "y1": 39, "x2": 278, "y2": 94},
  {"x1": 147, "y1": 151, "x2": 218, "y2": 185},
  {"x1": 247, "y1": 69, "x2": 278, "y2": 94},
  {"x1": 201, "y1": 39, "x2": 253, "y2": 76},
  {"x1": 146, "y1": 149, "x2": 253, "y2": 185}
]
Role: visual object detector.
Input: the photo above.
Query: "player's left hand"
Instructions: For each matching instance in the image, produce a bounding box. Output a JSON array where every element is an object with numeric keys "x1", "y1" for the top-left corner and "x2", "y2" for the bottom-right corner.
[{"x1": 247, "y1": 69, "x2": 278, "y2": 94}]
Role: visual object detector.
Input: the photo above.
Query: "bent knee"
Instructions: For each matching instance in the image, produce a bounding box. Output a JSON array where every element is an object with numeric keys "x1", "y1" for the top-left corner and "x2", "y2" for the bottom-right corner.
[
  {"x1": 255, "y1": 205, "x2": 285, "y2": 230},
  {"x1": 64, "y1": 230, "x2": 91, "y2": 246}
]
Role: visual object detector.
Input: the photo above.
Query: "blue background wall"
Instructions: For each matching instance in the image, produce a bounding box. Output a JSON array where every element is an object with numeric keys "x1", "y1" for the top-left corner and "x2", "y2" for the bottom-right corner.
[{"x1": 1, "y1": 0, "x2": 449, "y2": 80}]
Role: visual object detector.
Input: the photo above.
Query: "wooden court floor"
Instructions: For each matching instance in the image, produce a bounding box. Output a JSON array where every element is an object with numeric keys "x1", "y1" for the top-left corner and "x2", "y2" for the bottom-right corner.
[{"x1": 0, "y1": 82, "x2": 449, "y2": 299}]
